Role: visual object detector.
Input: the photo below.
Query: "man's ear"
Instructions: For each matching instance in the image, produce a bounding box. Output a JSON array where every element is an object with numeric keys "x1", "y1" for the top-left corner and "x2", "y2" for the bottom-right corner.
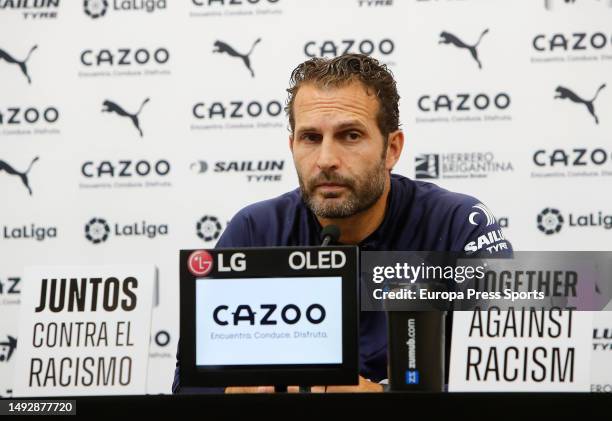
[{"x1": 385, "y1": 130, "x2": 404, "y2": 171}]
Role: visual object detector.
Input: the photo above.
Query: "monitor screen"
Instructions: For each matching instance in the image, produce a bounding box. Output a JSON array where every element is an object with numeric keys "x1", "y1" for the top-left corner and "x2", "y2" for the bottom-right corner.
[{"x1": 195, "y1": 276, "x2": 343, "y2": 366}]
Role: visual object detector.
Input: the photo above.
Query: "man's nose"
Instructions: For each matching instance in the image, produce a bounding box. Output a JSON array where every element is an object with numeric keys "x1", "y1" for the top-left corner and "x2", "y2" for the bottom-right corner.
[{"x1": 316, "y1": 137, "x2": 341, "y2": 171}]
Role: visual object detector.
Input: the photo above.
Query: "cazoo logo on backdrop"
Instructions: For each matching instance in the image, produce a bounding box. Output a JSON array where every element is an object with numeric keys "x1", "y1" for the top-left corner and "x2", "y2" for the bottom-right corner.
[
  {"x1": 544, "y1": 0, "x2": 612, "y2": 11},
  {"x1": 78, "y1": 47, "x2": 171, "y2": 78},
  {"x1": 303, "y1": 38, "x2": 396, "y2": 65},
  {"x1": 190, "y1": 159, "x2": 285, "y2": 183},
  {"x1": 83, "y1": 0, "x2": 167, "y2": 19},
  {"x1": 414, "y1": 91, "x2": 512, "y2": 124},
  {"x1": 531, "y1": 31, "x2": 612, "y2": 64},
  {"x1": 84, "y1": 217, "x2": 169, "y2": 244},
  {"x1": 531, "y1": 147, "x2": 612, "y2": 178},
  {"x1": 0, "y1": 276, "x2": 21, "y2": 305},
  {"x1": 415, "y1": 152, "x2": 513, "y2": 180},
  {"x1": 356, "y1": 0, "x2": 393, "y2": 7},
  {"x1": 0, "y1": 105, "x2": 60, "y2": 137},
  {"x1": 189, "y1": 0, "x2": 283, "y2": 19},
  {"x1": 537, "y1": 207, "x2": 612, "y2": 235},
  {"x1": 190, "y1": 98, "x2": 283, "y2": 131},
  {"x1": 79, "y1": 159, "x2": 172, "y2": 190},
  {"x1": 0, "y1": 0, "x2": 59, "y2": 19}
]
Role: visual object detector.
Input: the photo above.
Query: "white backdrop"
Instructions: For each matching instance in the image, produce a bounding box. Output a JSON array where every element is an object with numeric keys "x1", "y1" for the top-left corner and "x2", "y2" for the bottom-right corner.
[{"x1": 1, "y1": 0, "x2": 611, "y2": 394}]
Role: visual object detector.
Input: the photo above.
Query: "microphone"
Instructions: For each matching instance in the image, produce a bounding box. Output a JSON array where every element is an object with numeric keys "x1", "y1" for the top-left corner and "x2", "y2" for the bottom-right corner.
[
  {"x1": 320, "y1": 225, "x2": 340, "y2": 246},
  {"x1": 297, "y1": 225, "x2": 341, "y2": 394}
]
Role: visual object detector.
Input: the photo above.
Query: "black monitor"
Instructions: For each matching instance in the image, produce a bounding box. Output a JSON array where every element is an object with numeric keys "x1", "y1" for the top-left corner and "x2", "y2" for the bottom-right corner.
[{"x1": 179, "y1": 246, "x2": 359, "y2": 387}]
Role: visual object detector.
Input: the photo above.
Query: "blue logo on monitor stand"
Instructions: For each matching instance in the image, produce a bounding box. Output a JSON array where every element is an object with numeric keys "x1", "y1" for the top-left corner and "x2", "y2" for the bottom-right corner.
[{"x1": 406, "y1": 370, "x2": 419, "y2": 385}]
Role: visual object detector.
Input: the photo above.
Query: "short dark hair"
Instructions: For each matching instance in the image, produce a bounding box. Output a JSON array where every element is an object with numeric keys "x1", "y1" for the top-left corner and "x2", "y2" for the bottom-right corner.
[{"x1": 285, "y1": 53, "x2": 400, "y2": 139}]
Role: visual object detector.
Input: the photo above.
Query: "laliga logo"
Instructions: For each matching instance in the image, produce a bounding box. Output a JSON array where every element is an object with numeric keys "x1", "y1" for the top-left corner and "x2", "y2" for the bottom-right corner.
[
  {"x1": 188, "y1": 250, "x2": 246, "y2": 276},
  {"x1": 537, "y1": 208, "x2": 564, "y2": 235},
  {"x1": 84, "y1": 0, "x2": 108, "y2": 19}
]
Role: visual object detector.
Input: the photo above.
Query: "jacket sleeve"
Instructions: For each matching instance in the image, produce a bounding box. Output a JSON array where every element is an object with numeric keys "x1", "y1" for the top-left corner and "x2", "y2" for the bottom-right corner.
[{"x1": 451, "y1": 200, "x2": 513, "y2": 257}]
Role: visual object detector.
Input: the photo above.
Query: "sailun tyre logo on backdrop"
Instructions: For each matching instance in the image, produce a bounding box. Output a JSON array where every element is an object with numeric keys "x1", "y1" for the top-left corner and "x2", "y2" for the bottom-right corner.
[
  {"x1": 537, "y1": 208, "x2": 564, "y2": 235},
  {"x1": 85, "y1": 217, "x2": 111, "y2": 244}
]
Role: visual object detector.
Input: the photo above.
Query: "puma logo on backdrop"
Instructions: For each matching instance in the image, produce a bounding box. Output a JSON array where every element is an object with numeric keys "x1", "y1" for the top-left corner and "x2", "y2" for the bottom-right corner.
[
  {"x1": 101, "y1": 98, "x2": 150, "y2": 137},
  {"x1": 555, "y1": 84, "x2": 606, "y2": 124},
  {"x1": 0, "y1": 45, "x2": 37, "y2": 84},
  {"x1": 439, "y1": 29, "x2": 489, "y2": 69},
  {"x1": 213, "y1": 38, "x2": 261, "y2": 77},
  {"x1": 0, "y1": 157, "x2": 39, "y2": 195},
  {"x1": 0, "y1": 336, "x2": 17, "y2": 363}
]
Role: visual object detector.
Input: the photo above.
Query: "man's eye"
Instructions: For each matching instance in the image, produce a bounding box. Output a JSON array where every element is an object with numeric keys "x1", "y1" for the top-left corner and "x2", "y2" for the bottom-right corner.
[
  {"x1": 301, "y1": 133, "x2": 321, "y2": 142},
  {"x1": 347, "y1": 132, "x2": 361, "y2": 141}
]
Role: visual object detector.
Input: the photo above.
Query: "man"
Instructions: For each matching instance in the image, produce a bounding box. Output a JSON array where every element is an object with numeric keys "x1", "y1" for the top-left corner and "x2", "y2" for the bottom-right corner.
[{"x1": 173, "y1": 53, "x2": 511, "y2": 393}]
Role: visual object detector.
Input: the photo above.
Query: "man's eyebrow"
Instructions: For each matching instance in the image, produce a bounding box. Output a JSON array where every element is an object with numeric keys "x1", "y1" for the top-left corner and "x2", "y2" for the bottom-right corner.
[
  {"x1": 334, "y1": 120, "x2": 366, "y2": 131},
  {"x1": 295, "y1": 120, "x2": 366, "y2": 134},
  {"x1": 295, "y1": 126, "x2": 319, "y2": 134}
]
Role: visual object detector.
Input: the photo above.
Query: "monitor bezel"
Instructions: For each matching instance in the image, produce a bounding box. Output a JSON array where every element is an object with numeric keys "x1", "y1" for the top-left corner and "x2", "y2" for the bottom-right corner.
[{"x1": 179, "y1": 246, "x2": 359, "y2": 387}]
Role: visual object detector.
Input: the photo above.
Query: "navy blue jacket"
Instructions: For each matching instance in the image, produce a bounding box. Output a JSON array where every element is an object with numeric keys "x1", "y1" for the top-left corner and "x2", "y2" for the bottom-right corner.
[{"x1": 172, "y1": 173, "x2": 511, "y2": 393}]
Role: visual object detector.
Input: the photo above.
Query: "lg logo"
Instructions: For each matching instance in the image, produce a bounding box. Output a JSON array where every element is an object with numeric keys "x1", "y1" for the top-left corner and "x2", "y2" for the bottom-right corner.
[
  {"x1": 188, "y1": 250, "x2": 246, "y2": 276},
  {"x1": 213, "y1": 303, "x2": 326, "y2": 326}
]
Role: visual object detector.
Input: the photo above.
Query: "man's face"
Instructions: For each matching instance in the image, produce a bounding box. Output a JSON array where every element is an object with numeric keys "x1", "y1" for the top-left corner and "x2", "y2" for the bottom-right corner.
[{"x1": 290, "y1": 81, "x2": 388, "y2": 219}]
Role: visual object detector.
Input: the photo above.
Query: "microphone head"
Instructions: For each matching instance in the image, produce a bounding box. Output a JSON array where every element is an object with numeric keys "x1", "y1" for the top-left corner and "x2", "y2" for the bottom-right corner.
[{"x1": 320, "y1": 224, "x2": 341, "y2": 243}]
